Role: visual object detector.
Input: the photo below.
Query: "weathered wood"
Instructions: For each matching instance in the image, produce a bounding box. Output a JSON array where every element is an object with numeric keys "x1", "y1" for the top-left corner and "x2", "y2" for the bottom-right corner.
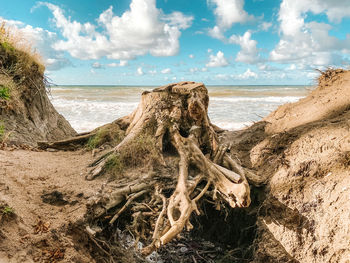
[
  {"x1": 86, "y1": 82, "x2": 255, "y2": 255},
  {"x1": 38, "y1": 132, "x2": 96, "y2": 150}
]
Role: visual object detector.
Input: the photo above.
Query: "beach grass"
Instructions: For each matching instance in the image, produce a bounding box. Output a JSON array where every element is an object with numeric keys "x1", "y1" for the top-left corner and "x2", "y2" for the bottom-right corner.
[
  {"x1": 106, "y1": 133, "x2": 158, "y2": 177},
  {"x1": 0, "y1": 21, "x2": 45, "y2": 87}
]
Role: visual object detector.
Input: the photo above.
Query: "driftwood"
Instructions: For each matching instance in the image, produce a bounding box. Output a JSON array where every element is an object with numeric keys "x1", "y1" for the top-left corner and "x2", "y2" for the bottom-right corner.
[
  {"x1": 84, "y1": 82, "x2": 257, "y2": 255},
  {"x1": 38, "y1": 132, "x2": 96, "y2": 150}
]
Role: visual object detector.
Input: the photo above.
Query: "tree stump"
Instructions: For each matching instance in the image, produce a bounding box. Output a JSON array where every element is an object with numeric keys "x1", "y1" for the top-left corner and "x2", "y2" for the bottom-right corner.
[{"x1": 86, "y1": 81, "x2": 254, "y2": 254}]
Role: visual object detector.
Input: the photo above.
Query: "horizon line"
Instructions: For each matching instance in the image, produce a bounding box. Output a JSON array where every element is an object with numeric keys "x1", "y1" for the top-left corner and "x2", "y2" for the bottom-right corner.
[{"x1": 52, "y1": 84, "x2": 313, "y2": 87}]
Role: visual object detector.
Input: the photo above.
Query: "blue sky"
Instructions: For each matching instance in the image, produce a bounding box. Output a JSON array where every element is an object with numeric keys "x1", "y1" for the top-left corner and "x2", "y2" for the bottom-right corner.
[{"x1": 1, "y1": 0, "x2": 350, "y2": 85}]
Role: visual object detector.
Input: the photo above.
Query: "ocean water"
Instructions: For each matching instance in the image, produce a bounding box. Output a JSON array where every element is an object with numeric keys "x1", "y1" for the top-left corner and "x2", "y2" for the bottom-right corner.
[{"x1": 49, "y1": 85, "x2": 310, "y2": 133}]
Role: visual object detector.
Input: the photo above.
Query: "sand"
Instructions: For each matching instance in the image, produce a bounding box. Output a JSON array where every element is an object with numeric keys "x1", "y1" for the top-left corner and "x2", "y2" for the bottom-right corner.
[
  {"x1": 0, "y1": 149, "x2": 99, "y2": 262},
  {"x1": 1, "y1": 69, "x2": 350, "y2": 262}
]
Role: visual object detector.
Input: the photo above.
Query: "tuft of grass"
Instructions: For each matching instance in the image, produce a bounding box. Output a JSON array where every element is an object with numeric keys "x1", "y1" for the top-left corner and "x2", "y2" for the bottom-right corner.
[
  {"x1": 0, "y1": 85, "x2": 10, "y2": 100},
  {"x1": 106, "y1": 154, "x2": 124, "y2": 176},
  {"x1": 2, "y1": 206, "x2": 14, "y2": 215},
  {"x1": 106, "y1": 133, "x2": 159, "y2": 177},
  {"x1": 0, "y1": 21, "x2": 43, "y2": 67},
  {"x1": 0, "y1": 21, "x2": 45, "y2": 88},
  {"x1": 0, "y1": 205, "x2": 15, "y2": 221},
  {"x1": 87, "y1": 124, "x2": 125, "y2": 150}
]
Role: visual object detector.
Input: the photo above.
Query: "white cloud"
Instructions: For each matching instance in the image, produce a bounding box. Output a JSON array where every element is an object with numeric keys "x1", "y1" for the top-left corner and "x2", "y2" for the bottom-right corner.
[
  {"x1": 229, "y1": 31, "x2": 260, "y2": 63},
  {"x1": 208, "y1": 0, "x2": 254, "y2": 39},
  {"x1": 148, "y1": 70, "x2": 157, "y2": 75},
  {"x1": 107, "y1": 60, "x2": 128, "y2": 67},
  {"x1": 189, "y1": 54, "x2": 194, "y2": 59},
  {"x1": 206, "y1": 51, "x2": 229, "y2": 67},
  {"x1": 163, "y1": 11, "x2": 193, "y2": 29},
  {"x1": 270, "y1": 0, "x2": 350, "y2": 67},
  {"x1": 214, "y1": 73, "x2": 230, "y2": 80},
  {"x1": 259, "y1": 22, "x2": 272, "y2": 31},
  {"x1": 208, "y1": 0, "x2": 252, "y2": 29},
  {"x1": 38, "y1": 0, "x2": 193, "y2": 60},
  {"x1": 92, "y1": 62, "x2": 103, "y2": 69},
  {"x1": 161, "y1": 68, "x2": 172, "y2": 74},
  {"x1": 208, "y1": 25, "x2": 225, "y2": 40},
  {"x1": 137, "y1": 67, "x2": 144, "y2": 75},
  {"x1": 189, "y1": 67, "x2": 208, "y2": 73},
  {"x1": 287, "y1": 64, "x2": 296, "y2": 70},
  {"x1": 236, "y1": 68, "x2": 258, "y2": 79}
]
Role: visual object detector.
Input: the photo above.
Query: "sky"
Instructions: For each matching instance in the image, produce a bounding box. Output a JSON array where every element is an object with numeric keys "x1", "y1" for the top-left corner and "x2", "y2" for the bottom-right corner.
[{"x1": 1, "y1": 0, "x2": 350, "y2": 85}]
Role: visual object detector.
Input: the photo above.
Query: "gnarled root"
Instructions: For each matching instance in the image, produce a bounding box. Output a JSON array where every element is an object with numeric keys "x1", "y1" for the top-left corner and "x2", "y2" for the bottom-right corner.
[{"x1": 86, "y1": 82, "x2": 256, "y2": 255}]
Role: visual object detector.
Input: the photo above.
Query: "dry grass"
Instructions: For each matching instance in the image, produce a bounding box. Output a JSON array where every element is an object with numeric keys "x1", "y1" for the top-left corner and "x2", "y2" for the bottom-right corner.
[
  {"x1": 0, "y1": 21, "x2": 45, "y2": 88},
  {"x1": 87, "y1": 123, "x2": 125, "y2": 150},
  {"x1": 0, "y1": 22, "x2": 43, "y2": 67},
  {"x1": 106, "y1": 134, "x2": 159, "y2": 177}
]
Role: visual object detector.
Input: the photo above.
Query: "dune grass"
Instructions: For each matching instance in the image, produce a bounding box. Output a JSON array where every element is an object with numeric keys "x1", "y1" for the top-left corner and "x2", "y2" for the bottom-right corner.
[
  {"x1": 0, "y1": 21, "x2": 45, "y2": 87},
  {"x1": 87, "y1": 123, "x2": 125, "y2": 150},
  {"x1": 106, "y1": 134, "x2": 159, "y2": 177}
]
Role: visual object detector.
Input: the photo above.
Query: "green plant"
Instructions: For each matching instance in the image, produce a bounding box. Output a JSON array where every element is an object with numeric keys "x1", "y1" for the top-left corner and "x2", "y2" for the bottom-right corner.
[
  {"x1": 106, "y1": 154, "x2": 124, "y2": 176},
  {"x1": 0, "y1": 41, "x2": 15, "y2": 52},
  {"x1": 2, "y1": 206, "x2": 14, "y2": 215},
  {"x1": 87, "y1": 125, "x2": 125, "y2": 150},
  {"x1": 105, "y1": 133, "x2": 159, "y2": 177},
  {"x1": 0, "y1": 21, "x2": 45, "y2": 89},
  {"x1": 0, "y1": 85, "x2": 10, "y2": 100}
]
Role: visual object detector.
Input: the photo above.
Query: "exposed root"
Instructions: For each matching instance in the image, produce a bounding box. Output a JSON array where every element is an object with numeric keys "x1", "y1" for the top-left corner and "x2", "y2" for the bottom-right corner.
[
  {"x1": 110, "y1": 190, "x2": 148, "y2": 224},
  {"x1": 84, "y1": 82, "x2": 259, "y2": 255}
]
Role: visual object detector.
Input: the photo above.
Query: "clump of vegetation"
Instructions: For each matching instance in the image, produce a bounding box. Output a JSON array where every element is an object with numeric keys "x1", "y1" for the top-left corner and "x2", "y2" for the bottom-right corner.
[
  {"x1": 87, "y1": 123, "x2": 125, "y2": 150},
  {"x1": 0, "y1": 21, "x2": 45, "y2": 87},
  {"x1": 2, "y1": 206, "x2": 14, "y2": 215},
  {"x1": 0, "y1": 205, "x2": 15, "y2": 221},
  {"x1": 105, "y1": 133, "x2": 159, "y2": 177},
  {"x1": 0, "y1": 85, "x2": 10, "y2": 100}
]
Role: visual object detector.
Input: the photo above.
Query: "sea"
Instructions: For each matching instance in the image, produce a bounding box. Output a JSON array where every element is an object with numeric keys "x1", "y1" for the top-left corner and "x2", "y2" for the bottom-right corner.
[{"x1": 49, "y1": 85, "x2": 310, "y2": 133}]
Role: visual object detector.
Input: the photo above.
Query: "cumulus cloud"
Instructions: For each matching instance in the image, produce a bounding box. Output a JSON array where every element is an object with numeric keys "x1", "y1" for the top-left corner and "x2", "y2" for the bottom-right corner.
[
  {"x1": 212, "y1": 68, "x2": 257, "y2": 81},
  {"x1": 0, "y1": 17, "x2": 70, "y2": 70},
  {"x1": 38, "y1": 0, "x2": 193, "y2": 61},
  {"x1": 206, "y1": 51, "x2": 229, "y2": 67},
  {"x1": 208, "y1": 0, "x2": 254, "y2": 39},
  {"x1": 229, "y1": 31, "x2": 260, "y2": 63},
  {"x1": 107, "y1": 60, "x2": 128, "y2": 67},
  {"x1": 237, "y1": 68, "x2": 258, "y2": 79},
  {"x1": 189, "y1": 67, "x2": 208, "y2": 73},
  {"x1": 259, "y1": 22, "x2": 272, "y2": 31},
  {"x1": 137, "y1": 67, "x2": 144, "y2": 75},
  {"x1": 92, "y1": 62, "x2": 103, "y2": 69},
  {"x1": 161, "y1": 68, "x2": 172, "y2": 74},
  {"x1": 270, "y1": 0, "x2": 350, "y2": 67},
  {"x1": 148, "y1": 70, "x2": 157, "y2": 75}
]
